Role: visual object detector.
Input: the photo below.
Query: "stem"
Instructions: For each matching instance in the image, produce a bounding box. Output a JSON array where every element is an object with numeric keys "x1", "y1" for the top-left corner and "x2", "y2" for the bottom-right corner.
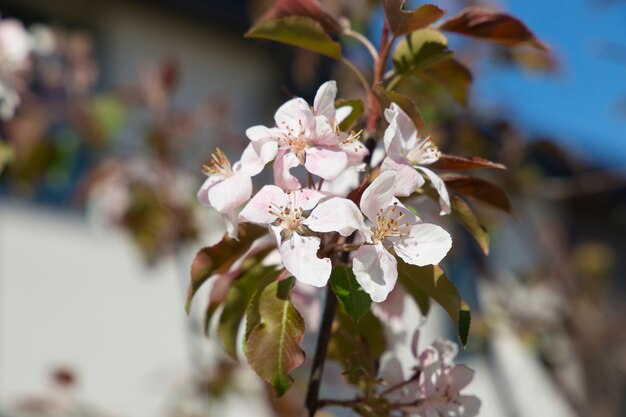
[
  {"x1": 319, "y1": 397, "x2": 424, "y2": 410},
  {"x1": 366, "y1": 22, "x2": 395, "y2": 131},
  {"x1": 342, "y1": 29, "x2": 379, "y2": 62},
  {"x1": 340, "y1": 57, "x2": 371, "y2": 95},
  {"x1": 386, "y1": 74, "x2": 403, "y2": 91},
  {"x1": 304, "y1": 285, "x2": 338, "y2": 416}
]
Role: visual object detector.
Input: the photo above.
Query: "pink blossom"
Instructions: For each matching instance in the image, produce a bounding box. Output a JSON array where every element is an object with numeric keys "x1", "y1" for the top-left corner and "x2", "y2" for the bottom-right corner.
[
  {"x1": 239, "y1": 186, "x2": 363, "y2": 286},
  {"x1": 352, "y1": 171, "x2": 452, "y2": 302},
  {"x1": 382, "y1": 103, "x2": 451, "y2": 215}
]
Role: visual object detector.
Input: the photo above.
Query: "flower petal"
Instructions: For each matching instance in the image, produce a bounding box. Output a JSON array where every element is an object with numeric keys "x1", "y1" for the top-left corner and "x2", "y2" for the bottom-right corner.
[
  {"x1": 239, "y1": 185, "x2": 288, "y2": 225},
  {"x1": 304, "y1": 147, "x2": 348, "y2": 180},
  {"x1": 238, "y1": 139, "x2": 278, "y2": 176},
  {"x1": 313, "y1": 80, "x2": 337, "y2": 122},
  {"x1": 335, "y1": 106, "x2": 352, "y2": 125},
  {"x1": 208, "y1": 174, "x2": 252, "y2": 213},
  {"x1": 275, "y1": 97, "x2": 314, "y2": 135},
  {"x1": 446, "y1": 364, "x2": 474, "y2": 393},
  {"x1": 341, "y1": 136, "x2": 368, "y2": 166},
  {"x1": 417, "y1": 166, "x2": 451, "y2": 215},
  {"x1": 303, "y1": 197, "x2": 366, "y2": 236},
  {"x1": 197, "y1": 175, "x2": 222, "y2": 207},
  {"x1": 245, "y1": 125, "x2": 279, "y2": 142},
  {"x1": 274, "y1": 149, "x2": 302, "y2": 190},
  {"x1": 352, "y1": 243, "x2": 398, "y2": 302},
  {"x1": 383, "y1": 103, "x2": 417, "y2": 159},
  {"x1": 279, "y1": 233, "x2": 331, "y2": 287},
  {"x1": 292, "y1": 188, "x2": 326, "y2": 211},
  {"x1": 381, "y1": 157, "x2": 424, "y2": 197},
  {"x1": 360, "y1": 170, "x2": 396, "y2": 221},
  {"x1": 221, "y1": 210, "x2": 239, "y2": 239},
  {"x1": 391, "y1": 223, "x2": 452, "y2": 266}
]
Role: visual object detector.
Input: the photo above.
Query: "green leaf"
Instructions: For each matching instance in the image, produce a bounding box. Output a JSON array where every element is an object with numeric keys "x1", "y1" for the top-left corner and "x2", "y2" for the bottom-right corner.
[
  {"x1": 450, "y1": 194, "x2": 490, "y2": 255},
  {"x1": 439, "y1": 7, "x2": 549, "y2": 51},
  {"x1": 245, "y1": 16, "x2": 341, "y2": 59},
  {"x1": 442, "y1": 173, "x2": 514, "y2": 214},
  {"x1": 373, "y1": 86, "x2": 424, "y2": 132},
  {"x1": 218, "y1": 266, "x2": 281, "y2": 358},
  {"x1": 330, "y1": 266, "x2": 371, "y2": 322},
  {"x1": 383, "y1": 1, "x2": 445, "y2": 36},
  {"x1": 245, "y1": 278, "x2": 305, "y2": 397},
  {"x1": 396, "y1": 261, "x2": 471, "y2": 347},
  {"x1": 336, "y1": 98, "x2": 364, "y2": 131},
  {"x1": 397, "y1": 273, "x2": 430, "y2": 316},
  {"x1": 416, "y1": 59, "x2": 473, "y2": 106},
  {"x1": 393, "y1": 29, "x2": 453, "y2": 76},
  {"x1": 186, "y1": 223, "x2": 267, "y2": 313},
  {"x1": 0, "y1": 142, "x2": 14, "y2": 174}
]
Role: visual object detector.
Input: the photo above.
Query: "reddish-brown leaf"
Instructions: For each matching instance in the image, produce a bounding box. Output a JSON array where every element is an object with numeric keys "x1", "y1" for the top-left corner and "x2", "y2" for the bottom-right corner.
[
  {"x1": 443, "y1": 174, "x2": 513, "y2": 214},
  {"x1": 383, "y1": 1, "x2": 445, "y2": 35},
  {"x1": 440, "y1": 7, "x2": 549, "y2": 51},
  {"x1": 416, "y1": 59, "x2": 473, "y2": 106},
  {"x1": 254, "y1": 0, "x2": 341, "y2": 34},
  {"x1": 432, "y1": 154, "x2": 506, "y2": 170}
]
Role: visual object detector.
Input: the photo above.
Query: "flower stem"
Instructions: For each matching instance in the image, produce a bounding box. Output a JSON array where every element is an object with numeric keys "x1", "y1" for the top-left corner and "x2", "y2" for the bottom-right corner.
[
  {"x1": 340, "y1": 57, "x2": 371, "y2": 95},
  {"x1": 304, "y1": 284, "x2": 338, "y2": 416},
  {"x1": 342, "y1": 28, "x2": 379, "y2": 62}
]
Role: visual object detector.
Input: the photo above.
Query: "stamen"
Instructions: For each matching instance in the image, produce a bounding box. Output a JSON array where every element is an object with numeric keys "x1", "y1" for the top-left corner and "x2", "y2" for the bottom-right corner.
[{"x1": 202, "y1": 148, "x2": 232, "y2": 176}]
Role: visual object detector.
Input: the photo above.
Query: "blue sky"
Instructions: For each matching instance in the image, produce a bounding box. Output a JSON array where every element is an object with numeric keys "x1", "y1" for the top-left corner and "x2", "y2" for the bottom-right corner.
[{"x1": 474, "y1": 0, "x2": 626, "y2": 167}]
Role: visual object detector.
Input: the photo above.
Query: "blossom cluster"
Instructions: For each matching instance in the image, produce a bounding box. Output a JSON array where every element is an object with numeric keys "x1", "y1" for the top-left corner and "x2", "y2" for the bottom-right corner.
[{"x1": 197, "y1": 81, "x2": 452, "y2": 303}]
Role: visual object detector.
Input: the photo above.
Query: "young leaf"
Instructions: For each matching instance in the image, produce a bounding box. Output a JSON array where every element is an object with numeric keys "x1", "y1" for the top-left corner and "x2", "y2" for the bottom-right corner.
[
  {"x1": 373, "y1": 86, "x2": 424, "y2": 131},
  {"x1": 392, "y1": 29, "x2": 453, "y2": 76},
  {"x1": 397, "y1": 273, "x2": 431, "y2": 316},
  {"x1": 416, "y1": 59, "x2": 473, "y2": 107},
  {"x1": 396, "y1": 261, "x2": 471, "y2": 347},
  {"x1": 443, "y1": 174, "x2": 514, "y2": 214},
  {"x1": 431, "y1": 154, "x2": 505, "y2": 170},
  {"x1": 330, "y1": 266, "x2": 372, "y2": 323},
  {"x1": 218, "y1": 266, "x2": 281, "y2": 358},
  {"x1": 186, "y1": 223, "x2": 267, "y2": 313},
  {"x1": 440, "y1": 7, "x2": 549, "y2": 51},
  {"x1": 336, "y1": 98, "x2": 364, "y2": 131},
  {"x1": 245, "y1": 16, "x2": 342, "y2": 60},
  {"x1": 383, "y1": 1, "x2": 445, "y2": 36},
  {"x1": 254, "y1": 0, "x2": 341, "y2": 35},
  {"x1": 450, "y1": 194, "x2": 490, "y2": 255},
  {"x1": 245, "y1": 277, "x2": 306, "y2": 397}
]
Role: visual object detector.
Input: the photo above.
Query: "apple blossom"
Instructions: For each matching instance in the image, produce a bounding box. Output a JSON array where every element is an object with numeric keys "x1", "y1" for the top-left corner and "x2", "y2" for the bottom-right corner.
[
  {"x1": 245, "y1": 81, "x2": 364, "y2": 190},
  {"x1": 197, "y1": 148, "x2": 258, "y2": 238},
  {"x1": 381, "y1": 103, "x2": 451, "y2": 215},
  {"x1": 352, "y1": 171, "x2": 452, "y2": 302},
  {"x1": 239, "y1": 185, "x2": 363, "y2": 286}
]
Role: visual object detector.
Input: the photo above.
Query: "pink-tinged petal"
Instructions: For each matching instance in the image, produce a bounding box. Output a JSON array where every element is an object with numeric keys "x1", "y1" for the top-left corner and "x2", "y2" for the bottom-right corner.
[
  {"x1": 303, "y1": 197, "x2": 366, "y2": 236},
  {"x1": 275, "y1": 97, "x2": 314, "y2": 134},
  {"x1": 391, "y1": 223, "x2": 452, "y2": 266},
  {"x1": 312, "y1": 116, "x2": 339, "y2": 146},
  {"x1": 432, "y1": 339, "x2": 458, "y2": 365},
  {"x1": 239, "y1": 185, "x2": 288, "y2": 225},
  {"x1": 383, "y1": 103, "x2": 418, "y2": 159},
  {"x1": 292, "y1": 188, "x2": 326, "y2": 211},
  {"x1": 360, "y1": 170, "x2": 396, "y2": 221},
  {"x1": 304, "y1": 147, "x2": 348, "y2": 180},
  {"x1": 245, "y1": 124, "x2": 279, "y2": 142},
  {"x1": 279, "y1": 233, "x2": 331, "y2": 287},
  {"x1": 238, "y1": 139, "x2": 277, "y2": 176},
  {"x1": 381, "y1": 157, "x2": 424, "y2": 197},
  {"x1": 379, "y1": 353, "x2": 406, "y2": 387},
  {"x1": 320, "y1": 168, "x2": 360, "y2": 198},
  {"x1": 221, "y1": 210, "x2": 239, "y2": 239},
  {"x1": 456, "y1": 395, "x2": 481, "y2": 417},
  {"x1": 197, "y1": 175, "x2": 222, "y2": 207},
  {"x1": 341, "y1": 137, "x2": 368, "y2": 165},
  {"x1": 274, "y1": 150, "x2": 302, "y2": 190},
  {"x1": 208, "y1": 174, "x2": 252, "y2": 213},
  {"x1": 446, "y1": 364, "x2": 474, "y2": 393},
  {"x1": 335, "y1": 106, "x2": 352, "y2": 125},
  {"x1": 417, "y1": 166, "x2": 451, "y2": 215},
  {"x1": 313, "y1": 80, "x2": 337, "y2": 122},
  {"x1": 352, "y1": 243, "x2": 398, "y2": 302}
]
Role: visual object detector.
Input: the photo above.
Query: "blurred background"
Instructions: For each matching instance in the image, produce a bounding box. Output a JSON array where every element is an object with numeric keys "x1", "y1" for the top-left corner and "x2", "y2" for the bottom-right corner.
[{"x1": 0, "y1": 0, "x2": 625, "y2": 416}]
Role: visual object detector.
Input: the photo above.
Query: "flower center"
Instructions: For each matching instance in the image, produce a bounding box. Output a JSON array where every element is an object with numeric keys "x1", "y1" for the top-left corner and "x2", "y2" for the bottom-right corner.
[
  {"x1": 280, "y1": 120, "x2": 309, "y2": 162},
  {"x1": 406, "y1": 136, "x2": 440, "y2": 166},
  {"x1": 371, "y1": 203, "x2": 411, "y2": 243},
  {"x1": 267, "y1": 191, "x2": 308, "y2": 234},
  {"x1": 202, "y1": 148, "x2": 232, "y2": 176}
]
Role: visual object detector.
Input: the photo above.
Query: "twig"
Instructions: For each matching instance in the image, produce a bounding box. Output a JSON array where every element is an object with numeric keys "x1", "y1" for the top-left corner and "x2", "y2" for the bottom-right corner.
[
  {"x1": 342, "y1": 28, "x2": 379, "y2": 62},
  {"x1": 340, "y1": 57, "x2": 371, "y2": 95}
]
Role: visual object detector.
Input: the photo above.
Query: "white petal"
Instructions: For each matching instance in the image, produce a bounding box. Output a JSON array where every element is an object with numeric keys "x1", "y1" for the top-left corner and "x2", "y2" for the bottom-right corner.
[
  {"x1": 207, "y1": 174, "x2": 252, "y2": 213},
  {"x1": 221, "y1": 210, "x2": 239, "y2": 239},
  {"x1": 245, "y1": 125, "x2": 279, "y2": 142},
  {"x1": 275, "y1": 97, "x2": 314, "y2": 135},
  {"x1": 292, "y1": 188, "x2": 326, "y2": 211},
  {"x1": 313, "y1": 80, "x2": 337, "y2": 122},
  {"x1": 392, "y1": 223, "x2": 452, "y2": 266},
  {"x1": 335, "y1": 106, "x2": 352, "y2": 125},
  {"x1": 239, "y1": 185, "x2": 288, "y2": 224},
  {"x1": 304, "y1": 147, "x2": 348, "y2": 180},
  {"x1": 381, "y1": 157, "x2": 424, "y2": 197},
  {"x1": 352, "y1": 243, "x2": 398, "y2": 302},
  {"x1": 303, "y1": 197, "x2": 366, "y2": 236},
  {"x1": 320, "y1": 168, "x2": 360, "y2": 198},
  {"x1": 417, "y1": 166, "x2": 451, "y2": 215},
  {"x1": 273, "y1": 150, "x2": 302, "y2": 190},
  {"x1": 341, "y1": 136, "x2": 368, "y2": 166},
  {"x1": 447, "y1": 364, "x2": 474, "y2": 393},
  {"x1": 359, "y1": 170, "x2": 396, "y2": 221},
  {"x1": 383, "y1": 103, "x2": 418, "y2": 159},
  {"x1": 196, "y1": 175, "x2": 222, "y2": 207},
  {"x1": 238, "y1": 139, "x2": 277, "y2": 176},
  {"x1": 279, "y1": 233, "x2": 331, "y2": 287},
  {"x1": 312, "y1": 116, "x2": 339, "y2": 146}
]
